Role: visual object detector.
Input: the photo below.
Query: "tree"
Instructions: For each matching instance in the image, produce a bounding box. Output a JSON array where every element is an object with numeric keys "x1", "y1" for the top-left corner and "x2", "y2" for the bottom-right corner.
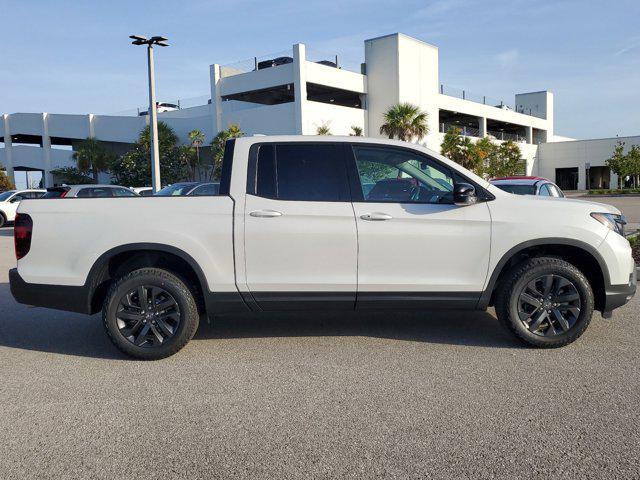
[
  {"x1": 480, "y1": 139, "x2": 525, "y2": 178},
  {"x1": 50, "y1": 167, "x2": 94, "y2": 185},
  {"x1": 606, "y1": 141, "x2": 628, "y2": 188},
  {"x1": 316, "y1": 122, "x2": 332, "y2": 135},
  {"x1": 186, "y1": 129, "x2": 206, "y2": 181},
  {"x1": 72, "y1": 137, "x2": 114, "y2": 183},
  {"x1": 110, "y1": 122, "x2": 187, "y2": 187},
  {"x1": 440, "y1": 127, "x2": 480, "y2": 172},
  {"x1": 606, "y1": 140, "x2": 640, "y2": 188},
  {"x1": 350, "y1": 125, "x2": 363, "y2": 136},
  {"x1": 209, "y1": 124, "x2": 244, "y2": 180},
  {"x1": 629, "y1": 145, "x2": 640, "y2": 188},
  {"x1": 0, "y1": 171, "x2": 15, "y2": 191},
  {"x1": 379, "y1": 103, "x2": 428, "y2": 142},
  {"x1": 441, "y1": 128, "x2": 524, "y2": 178}
]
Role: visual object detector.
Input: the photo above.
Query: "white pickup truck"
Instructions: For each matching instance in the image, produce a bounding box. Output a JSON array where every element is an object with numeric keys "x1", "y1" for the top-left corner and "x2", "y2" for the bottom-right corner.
[{"x1": 10, "y1": 136, "x2": 637, "y2": 359}]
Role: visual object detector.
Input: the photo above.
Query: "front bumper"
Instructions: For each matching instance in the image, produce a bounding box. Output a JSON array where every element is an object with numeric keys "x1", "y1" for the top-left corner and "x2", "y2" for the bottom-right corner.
[
  {"x1": 602, "y1": 266, "x2": 637, "y2": 317},
  {"x1": 9, "y1": 268, "x2": 91, "y2": 314}
]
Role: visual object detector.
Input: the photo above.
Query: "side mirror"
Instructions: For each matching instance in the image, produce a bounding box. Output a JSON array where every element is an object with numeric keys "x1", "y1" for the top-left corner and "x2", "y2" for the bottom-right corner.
[{"x1": 453, "y1": 183, "x2": 477, "y2": 206}]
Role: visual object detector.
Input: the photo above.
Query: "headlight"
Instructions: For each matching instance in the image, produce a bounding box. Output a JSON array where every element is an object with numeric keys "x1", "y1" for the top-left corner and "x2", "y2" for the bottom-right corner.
[{"x1": 590, "y1": 212, "x2": 626, "y2": 236}]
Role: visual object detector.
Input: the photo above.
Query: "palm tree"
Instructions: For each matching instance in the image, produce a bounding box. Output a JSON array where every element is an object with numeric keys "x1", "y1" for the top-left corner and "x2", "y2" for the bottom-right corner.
[
  {"x1": 350, "y1": 125, "x2": 363, "y2": 136},
  {"x1": 316, "y1": 122, "x2": 332, "y2": 135},
  {"x1": 72, "y1": 137, "x2": 114, "y2": 183},
  {"x1": 188, "y1": 129, "x2": 205, "y2": 180},
  {"x1": 379, "y1": 103, "x2": 429, "y2": 142},
  {"x1": 210, "y1": 124, "x2": 244, "y2": 180}
]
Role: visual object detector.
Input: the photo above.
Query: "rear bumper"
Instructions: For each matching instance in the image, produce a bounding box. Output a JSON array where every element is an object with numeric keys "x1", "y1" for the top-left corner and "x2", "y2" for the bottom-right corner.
[
  {"x1": 603, "y1": 267, "x2": 637, "y2": 316},
  {"x1": 9, "y1": 268, "x2": 91, "y2": 314}
]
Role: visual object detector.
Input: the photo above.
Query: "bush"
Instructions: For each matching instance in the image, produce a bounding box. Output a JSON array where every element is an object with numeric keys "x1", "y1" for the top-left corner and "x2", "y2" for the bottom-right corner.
[
  {"x1": 588, "y1": 188, "x2": 640, "y2": 195},
  {"x1": 0, "y1": 172, "x2": 15, "y2": 191}
]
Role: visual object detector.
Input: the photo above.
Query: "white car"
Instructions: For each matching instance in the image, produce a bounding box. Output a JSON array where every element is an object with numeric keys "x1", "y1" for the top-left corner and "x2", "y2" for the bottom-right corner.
[
  {"x1": 10, "y1": 136, "x2": 636, "y2": 359},
  {"x1": 132, "y1": 187, "x2": 153, "y2": 196},
  {"x1": 43, "y1": 184, "x2": 139, "y2": 198},
  {"x1": 0, "y1": 189, "x2": 46, "y2": 227}
]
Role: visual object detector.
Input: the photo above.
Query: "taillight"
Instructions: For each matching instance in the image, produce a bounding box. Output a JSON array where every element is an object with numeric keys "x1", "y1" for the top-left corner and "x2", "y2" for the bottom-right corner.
[
  {"x1": 60, "y1": 190, "x2": 68, "y2": 198},
  {"x1": 14, "y1": 214, "x2": 33, "y2": 260}
]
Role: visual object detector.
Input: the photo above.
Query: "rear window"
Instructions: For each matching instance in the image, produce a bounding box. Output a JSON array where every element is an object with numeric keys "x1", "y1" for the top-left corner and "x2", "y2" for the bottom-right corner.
[{"x1": 495, "y1": 184, "x2": 536, "y2": 195}]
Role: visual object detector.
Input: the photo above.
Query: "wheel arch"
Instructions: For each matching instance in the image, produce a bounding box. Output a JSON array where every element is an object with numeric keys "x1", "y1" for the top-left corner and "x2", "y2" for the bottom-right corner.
[
  {"x1": 480, "y1": 238, "x2": 609, "y2": 312},
  {"x1": 86, "y1": 243, "x2": 210, "y2": 315}
]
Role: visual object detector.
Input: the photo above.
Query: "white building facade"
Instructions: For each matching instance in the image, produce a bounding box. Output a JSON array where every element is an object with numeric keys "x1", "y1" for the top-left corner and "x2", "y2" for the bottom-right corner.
[{"x1": 1, "y1": 33, "x2": 635, "y2": 190}]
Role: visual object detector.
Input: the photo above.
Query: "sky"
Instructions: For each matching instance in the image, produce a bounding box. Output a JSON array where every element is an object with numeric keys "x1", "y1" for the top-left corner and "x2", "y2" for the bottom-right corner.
[{"x1": 1, "y1": 0, "x2": 639, "y2": 139}]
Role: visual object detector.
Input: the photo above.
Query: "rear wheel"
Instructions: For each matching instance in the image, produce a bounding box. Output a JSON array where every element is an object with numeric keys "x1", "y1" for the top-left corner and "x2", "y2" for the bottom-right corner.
[
  {"x1": 102, "y1": 268, "x2": 199, "y2": 359},
  {"x1": 495, "y1": 257, "x2": 594, "y2": 348},
  {"x1": 0, "y1": 212, "x2": 6, "y2": 228}
]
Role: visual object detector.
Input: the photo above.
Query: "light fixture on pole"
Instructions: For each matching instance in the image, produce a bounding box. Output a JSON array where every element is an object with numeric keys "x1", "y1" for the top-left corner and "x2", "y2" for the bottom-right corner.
[{"x1": 130, "y1": 35, "x2": 169, "y2": 193}]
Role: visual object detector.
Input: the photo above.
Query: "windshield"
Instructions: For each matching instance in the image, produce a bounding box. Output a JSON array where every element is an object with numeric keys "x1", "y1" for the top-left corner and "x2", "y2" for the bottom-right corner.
[
  {"x1": 155, "y1": 184, "x2": 198, "y2": 196},
  {"x1": 495, "y1": 184, "x2": 536, "y2": 195},
  {"x1": 0, "y1": 191, "x2": 16, "y2": 201}
]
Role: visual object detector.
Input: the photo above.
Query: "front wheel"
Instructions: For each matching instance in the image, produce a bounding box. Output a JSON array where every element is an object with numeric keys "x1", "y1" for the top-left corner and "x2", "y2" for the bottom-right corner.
[
  {"x1": 0, "y1": 213, "x2": 6, "y2": 228},
  {"x1": 495, "y1": 257, "x2": 594, "y2": 348},
  {"x1": 102, "y1": 268, "x2": 200, "y2": 359}
]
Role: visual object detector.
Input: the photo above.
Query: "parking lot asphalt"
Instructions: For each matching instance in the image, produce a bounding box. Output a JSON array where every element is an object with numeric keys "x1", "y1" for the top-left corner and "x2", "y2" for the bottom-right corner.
[{"x1": 0, "y1": 226, "x2": 639, "y2": 480}]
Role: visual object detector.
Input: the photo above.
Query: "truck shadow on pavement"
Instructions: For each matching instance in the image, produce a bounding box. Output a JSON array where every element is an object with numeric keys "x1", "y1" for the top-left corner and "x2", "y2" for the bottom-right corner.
[
  {"x1": 0, "y1": 282, "x2": 520, "y2": 360},
  {"x1": 196, "y1": 309, "x2": 520, "y2": 349}
]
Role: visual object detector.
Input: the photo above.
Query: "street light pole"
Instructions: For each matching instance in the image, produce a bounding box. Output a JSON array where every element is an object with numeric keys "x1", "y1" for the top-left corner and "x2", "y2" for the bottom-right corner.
[
  {"x1": 146, "y1": 44, "x2": 161, "y2": 192},
  {"x1": 130, "y1": 35, "x2": 169, "y2": 193}
]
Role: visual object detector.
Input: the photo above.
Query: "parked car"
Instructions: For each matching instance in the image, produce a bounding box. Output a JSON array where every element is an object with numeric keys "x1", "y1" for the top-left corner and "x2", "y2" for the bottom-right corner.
[
  {"x1": 10, "y1": 136, "x2": 636, "y2": 359},
  {"x1": 490, "y1": 176, "x2": 565, "y2": 197},
  {"x1": 155, "y1": 182, "x2": 219, "y2": 196},
  {"x1": 132, "y1": 187, "x2": 153, "y2": 196},
  {"x1": 0, "y1": 189, "x2": 46, "y2": 227},
  {"x1": 257, "y1": 56, "x2": 293, "y2": 70},
  {"x1": 138, "y1": 102, "x2": 180, "y2": 116},
  {"x1": 43, "y1": 185, "x2": 139, "y2": 198}
]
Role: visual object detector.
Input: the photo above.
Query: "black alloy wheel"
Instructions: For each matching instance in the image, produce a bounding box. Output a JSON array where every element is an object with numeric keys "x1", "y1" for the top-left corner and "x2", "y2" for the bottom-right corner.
[
  {"x1": 517, "y1": 274, "x2": 581, "y2": 337},
  {"x1": 116, "y1": 285, "x2": 181, "y2": 347}
]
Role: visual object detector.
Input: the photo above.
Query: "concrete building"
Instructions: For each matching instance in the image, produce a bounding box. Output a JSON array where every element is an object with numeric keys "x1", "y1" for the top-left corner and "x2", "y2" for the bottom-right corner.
[{"x1": 1, "y1": 33, "x2": 636, "y2": 190}]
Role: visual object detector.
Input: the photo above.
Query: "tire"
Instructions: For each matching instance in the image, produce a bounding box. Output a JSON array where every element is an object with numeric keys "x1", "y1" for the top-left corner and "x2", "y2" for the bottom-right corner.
[
  {"x1": 102, "y1": 268, "x2": 200, "y2": 360},
  {"x1": 495, "y1": 257, "x2": 594, "y2": 348},
  {"x1": 0, "y1": 212, "x2": 6, "y2": 228}
]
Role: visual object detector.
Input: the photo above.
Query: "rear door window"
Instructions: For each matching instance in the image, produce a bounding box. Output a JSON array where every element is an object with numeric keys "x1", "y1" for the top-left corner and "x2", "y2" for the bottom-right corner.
[
  {"x1": 77, "y1": 188, "x2": 113, "y2": 198},
  {"x1": 112, "y1": 187, "x2": 137, "y2": 197},
  {"x1": 252, "y1": 143, "x2": 350, "y2": 202}
]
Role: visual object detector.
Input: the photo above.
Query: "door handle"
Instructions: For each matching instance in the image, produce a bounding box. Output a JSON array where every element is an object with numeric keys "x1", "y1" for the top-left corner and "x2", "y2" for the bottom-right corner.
[
  {"x1": 250, "y1": 209, "x2": 283, "y2": 218},
  {"x1": 360, "y1": 212, "x2": 393, "y2": 221}
]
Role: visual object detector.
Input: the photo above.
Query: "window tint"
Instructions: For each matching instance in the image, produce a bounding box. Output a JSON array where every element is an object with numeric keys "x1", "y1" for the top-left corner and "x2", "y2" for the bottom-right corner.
[
  {"x1": 112, "y1": 187, "x2": 137, "y2": 197},
  {"x1": 495, "y1": 184, "x2": 536, "y2": 195},
  {"x1": 77, "y1": 188, "x2": 112, "y2": 198},
  {"x1": 256, "y1": 145, "x2": 276, "y2": 198},
  {"x1": 10, "y1": 194, "x2": 24, "y2": 203},
  {"x1": 254, "y1": 143, "x2": 349, "y2": 201},
  {"x1": 0, "y1": 191, "x2": 15, "y2": 202},
  {"x1": 547, "y1": 184, "x2": 561, "y2": 197},
  {"x1": 190, "y1": 183, "x2": 219, "y2": 196},
  {"x1": 538, "y1": 184, "x2": 551, "y2": 196},
  {"x1": 352, "y1": 145, "x2": 454, "y2": 204}
]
